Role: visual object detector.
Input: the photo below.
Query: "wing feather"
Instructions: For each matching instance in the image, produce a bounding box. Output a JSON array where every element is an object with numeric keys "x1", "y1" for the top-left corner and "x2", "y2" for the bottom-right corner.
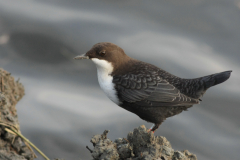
[{"x1": 113, "y1": 72, "x2": 199, "y2": 106}]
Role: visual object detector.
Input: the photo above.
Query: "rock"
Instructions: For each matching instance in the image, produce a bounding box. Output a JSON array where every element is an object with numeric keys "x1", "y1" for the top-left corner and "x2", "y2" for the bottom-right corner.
[
  {"x1": 0, "y1": 68, "x2": 36, "y2": 160},
  {"x1": 88, "y1": 125, "x2": 197, "y2": 160},
  {"x1": 90, "y1": 130, "x2": 119, "y2": 160}
]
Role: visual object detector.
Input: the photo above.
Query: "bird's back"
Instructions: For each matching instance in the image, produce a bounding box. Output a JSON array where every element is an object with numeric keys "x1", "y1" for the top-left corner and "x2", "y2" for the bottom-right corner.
[{"x1": 113, "y1": 59, "x2": 231, "y2": 100}]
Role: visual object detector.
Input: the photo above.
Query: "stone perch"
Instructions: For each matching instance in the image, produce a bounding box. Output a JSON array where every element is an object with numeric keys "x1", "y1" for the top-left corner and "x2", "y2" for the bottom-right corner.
[
  {"x1": 0, "y1": 68, "x2": 36, "y2": 160},
  {"x1": 88, "y1": 125, "x2": 197, "y2": 160}
]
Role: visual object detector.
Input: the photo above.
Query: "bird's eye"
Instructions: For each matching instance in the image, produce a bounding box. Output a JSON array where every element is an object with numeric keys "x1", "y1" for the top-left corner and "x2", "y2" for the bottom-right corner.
[{"x1": 99, "y1": 51, "x2": 106, "y2": 56}]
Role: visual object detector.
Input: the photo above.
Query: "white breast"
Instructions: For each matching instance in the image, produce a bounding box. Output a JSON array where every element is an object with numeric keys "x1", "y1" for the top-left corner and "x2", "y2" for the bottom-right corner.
[{"x1": 91, "y1": 58, "x2": 121, "y2": 105}]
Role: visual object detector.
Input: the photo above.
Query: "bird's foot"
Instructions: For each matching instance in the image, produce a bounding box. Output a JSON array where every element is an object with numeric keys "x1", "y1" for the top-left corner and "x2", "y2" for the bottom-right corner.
[
  {"x1": 148, "y1": 123, "x2": 161, "y2": 133},
  {"x1": 148, "y1": 128, "x2": 155, "y2": 133},
  {"x1": 147, "y1": 124, "x2": 156, "y2": 133}
]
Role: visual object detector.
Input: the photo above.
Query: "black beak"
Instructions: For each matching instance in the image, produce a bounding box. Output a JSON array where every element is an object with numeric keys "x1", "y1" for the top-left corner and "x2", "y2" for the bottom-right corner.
[{"x1": 73, "y1": 53, "x2": 89, "y2": 60}]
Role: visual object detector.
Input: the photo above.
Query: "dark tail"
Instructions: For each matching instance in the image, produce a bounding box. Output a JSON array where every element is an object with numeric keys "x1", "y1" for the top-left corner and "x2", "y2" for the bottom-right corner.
[{"x1": 202, "y1": 70, "x2": 232, "y2": 89}]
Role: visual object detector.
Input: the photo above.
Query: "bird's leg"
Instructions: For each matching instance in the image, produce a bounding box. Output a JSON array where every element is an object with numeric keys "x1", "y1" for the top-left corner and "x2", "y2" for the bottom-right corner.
[
  {"x1": 150, "y1": 124, "x2": 155, "y2": 131},
  {"x1": 148, "y1": 123, "x2": 161, "y2": 133},
  {"x1": 151, "y1": 123, "x2": 160, "y2": 132}
]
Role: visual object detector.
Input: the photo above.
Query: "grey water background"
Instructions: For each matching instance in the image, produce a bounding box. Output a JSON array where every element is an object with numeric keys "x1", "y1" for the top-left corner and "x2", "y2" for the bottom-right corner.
[{"x1": 0, "y1": 0, "x2": 240, "y2": 159}]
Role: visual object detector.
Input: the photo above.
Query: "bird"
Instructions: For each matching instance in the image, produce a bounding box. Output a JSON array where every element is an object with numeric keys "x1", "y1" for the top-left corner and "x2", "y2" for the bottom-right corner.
[{"x1": 74, "y1": 42, "x2": 232, "y2": 132}]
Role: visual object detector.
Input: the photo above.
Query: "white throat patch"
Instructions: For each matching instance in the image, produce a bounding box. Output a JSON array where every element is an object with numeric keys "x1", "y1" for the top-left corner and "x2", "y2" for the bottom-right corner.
[{"x1": 91, "y1": 58, "x2": 120, "y2": 105}]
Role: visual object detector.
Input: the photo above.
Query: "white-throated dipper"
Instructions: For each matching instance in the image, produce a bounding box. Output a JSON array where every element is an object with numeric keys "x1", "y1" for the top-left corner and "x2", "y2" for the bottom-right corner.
[{"x1": 74, "y1": 42, "x2": 232, "y2": 132}]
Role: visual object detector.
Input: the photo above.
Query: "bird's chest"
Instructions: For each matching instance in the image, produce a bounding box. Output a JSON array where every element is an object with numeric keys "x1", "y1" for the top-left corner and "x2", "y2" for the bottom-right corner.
[{"x1": 96, "y1": 68, "x2": 120, "y2": 105}]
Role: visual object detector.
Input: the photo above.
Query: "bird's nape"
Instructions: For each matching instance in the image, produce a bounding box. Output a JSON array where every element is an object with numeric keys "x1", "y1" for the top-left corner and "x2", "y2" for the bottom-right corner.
[{"x1": 74, "y1": 42, "x2": 232, "y2": 132}]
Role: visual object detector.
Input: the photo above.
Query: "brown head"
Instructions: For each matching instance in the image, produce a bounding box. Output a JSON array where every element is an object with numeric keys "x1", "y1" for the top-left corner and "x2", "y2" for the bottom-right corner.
[{"x1": 74, "y1": 42, "x2": 132, "y2": 74}]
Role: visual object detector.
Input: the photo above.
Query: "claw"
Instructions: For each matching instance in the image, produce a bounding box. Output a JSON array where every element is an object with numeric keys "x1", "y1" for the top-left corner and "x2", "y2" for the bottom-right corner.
[{"x1": 148, "y1": 129, "x2": 154, "y2": 133}]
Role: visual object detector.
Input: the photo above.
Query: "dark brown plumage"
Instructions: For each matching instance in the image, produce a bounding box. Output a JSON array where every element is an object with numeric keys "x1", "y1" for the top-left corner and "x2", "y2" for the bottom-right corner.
[{"x1": 74, "y1": 42, "x2": 232, "y2": 132}]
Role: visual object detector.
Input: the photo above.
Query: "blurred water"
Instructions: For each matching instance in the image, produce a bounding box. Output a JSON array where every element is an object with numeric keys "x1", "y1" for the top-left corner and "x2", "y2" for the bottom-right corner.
[{"x1": 0, "y1": 0, "x2": 239, "y2": 160}]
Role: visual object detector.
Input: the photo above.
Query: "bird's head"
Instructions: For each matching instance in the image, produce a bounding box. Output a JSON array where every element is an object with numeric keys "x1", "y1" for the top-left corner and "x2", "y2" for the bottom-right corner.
[{"x1": 74, "y1": 42, "x2": 130, "y2": 72}]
